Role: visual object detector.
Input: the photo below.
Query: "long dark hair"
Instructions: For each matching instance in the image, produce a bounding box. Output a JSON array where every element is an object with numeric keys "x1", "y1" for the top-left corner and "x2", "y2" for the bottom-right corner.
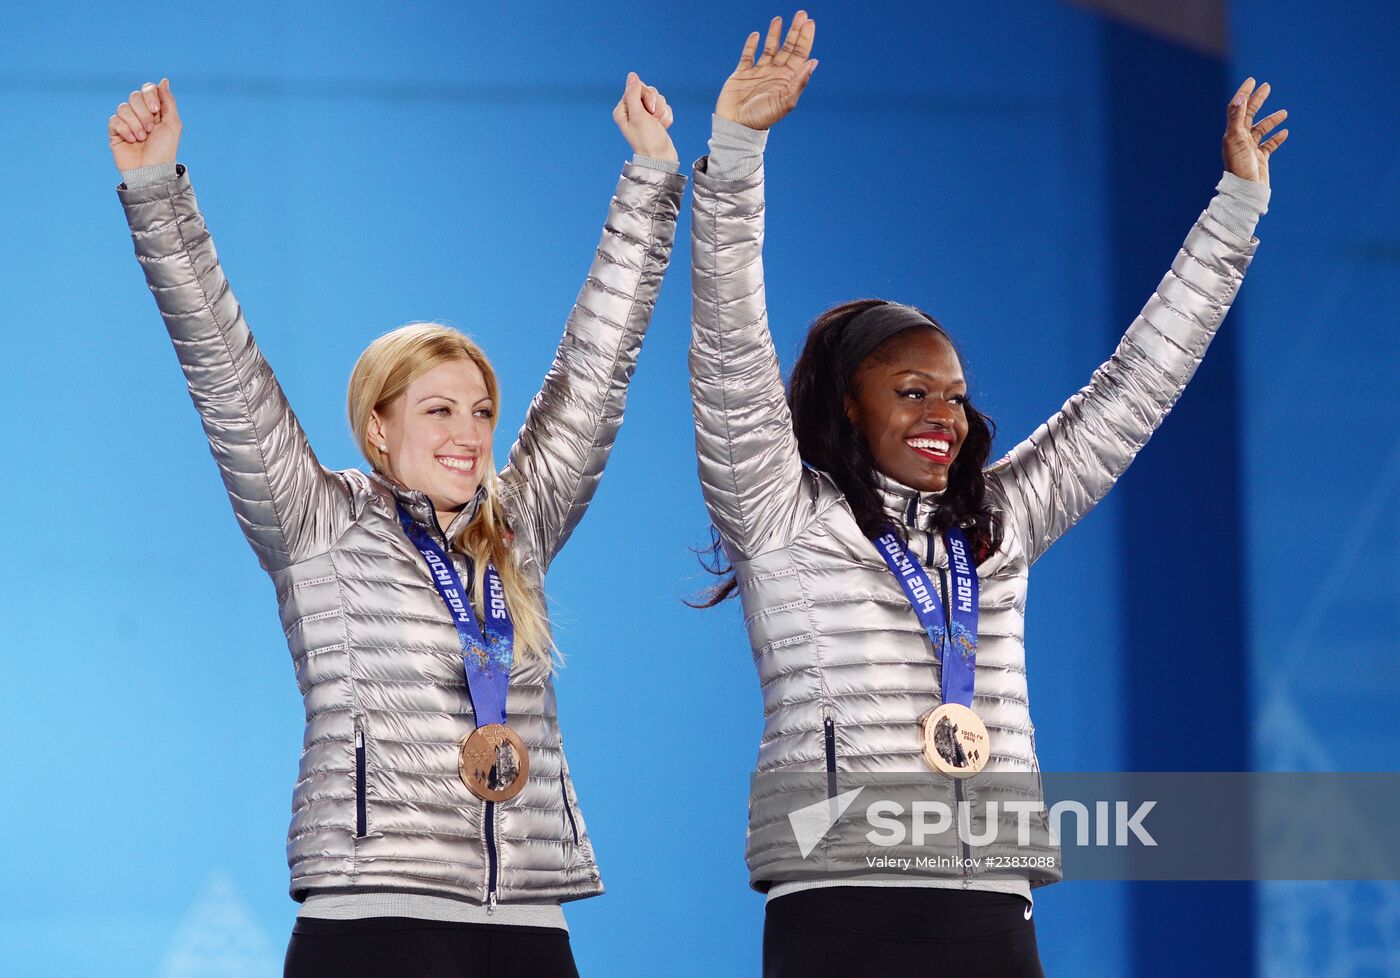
[{"x1": 693, "y1": 299, "x2": 1002, "y2": 607}]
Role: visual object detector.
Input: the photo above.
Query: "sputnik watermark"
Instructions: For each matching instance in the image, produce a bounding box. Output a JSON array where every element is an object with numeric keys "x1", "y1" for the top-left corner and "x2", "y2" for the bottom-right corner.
[
  {"x1": 867, "y1": 855, "x2": 984, "y2": 871},
  {"x1": 867, "y1": 799, "x2": 1157, "y2": 847},
  {"x1": 761, "y1": 772, "x2": 1400, "y2": 882},
  {"x1": 788, "y1": 788, "x2": 865, "y2": 858},
  {"x1": 789, "y1": 794, "x2": 1156, "y2": 857}
]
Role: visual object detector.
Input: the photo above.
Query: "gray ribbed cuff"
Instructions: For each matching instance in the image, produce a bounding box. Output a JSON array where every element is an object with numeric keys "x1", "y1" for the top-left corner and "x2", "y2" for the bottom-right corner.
[
  {"x1": 1207, "y1": 170, "x2": 1271, "y2": 240},
  {"x1": 119, "y1": 161, "x2": 179, "y2": 189},
  {"x1": 707, "y1": 115, "x2": 768, "y2": 180},
  {"x1": 631, "y1": 154, "x2": 680, "y2": 174}
]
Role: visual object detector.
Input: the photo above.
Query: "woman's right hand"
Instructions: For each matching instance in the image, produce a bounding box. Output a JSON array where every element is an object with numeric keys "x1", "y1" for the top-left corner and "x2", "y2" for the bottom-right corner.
[
  {"x1": 715, "y1": 10, "x2": 818, "y2": 131},
  {"x1": 613, "y1": 72, "x2": 679, "y2": 162},
  {"x1": 108, "y1": 79, "x2": 181, "y2": 173}
]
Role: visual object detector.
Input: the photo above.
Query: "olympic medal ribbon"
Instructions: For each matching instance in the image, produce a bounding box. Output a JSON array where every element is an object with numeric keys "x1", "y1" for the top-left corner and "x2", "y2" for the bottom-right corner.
[
  {"x1": 872, "y1": 526, "x2": 978, "y2": 707},
  {"x1": 873, "y1": 526, "x2": 988, "y2": 776},
  {"x1": 396, "y1": 505, "x2": 515, "y2": 726}
]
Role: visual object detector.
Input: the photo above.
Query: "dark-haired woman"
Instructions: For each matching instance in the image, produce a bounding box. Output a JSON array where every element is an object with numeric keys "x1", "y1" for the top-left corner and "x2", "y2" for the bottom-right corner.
[{"x1": 689, "y1": 12, "x2": 1285, "y2": 976}]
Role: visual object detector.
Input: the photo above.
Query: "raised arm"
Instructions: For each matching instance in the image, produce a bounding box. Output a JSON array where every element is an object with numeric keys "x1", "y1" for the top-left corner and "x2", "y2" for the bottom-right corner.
[
  {"x1": 690, "y1": 11, "x2": 820, "y2": 560},
  {"x1": 500, "y1": 74, "x2": 686, "y2": 570},
  {"x1": 989, "y1": 78, "x2": 1287, "y2": 565},
  {"x1": 112, "y1": 80, "x2": 348, "y2": 573}
]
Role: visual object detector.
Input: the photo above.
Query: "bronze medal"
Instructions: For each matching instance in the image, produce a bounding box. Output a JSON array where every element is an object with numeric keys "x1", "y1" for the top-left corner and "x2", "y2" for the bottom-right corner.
[
  {"x1": 920, "y1": 703, "x2": 989, "y2": 778},
  {"x1": 459, "y1": 723, "x2": 530, "y2": 802}
]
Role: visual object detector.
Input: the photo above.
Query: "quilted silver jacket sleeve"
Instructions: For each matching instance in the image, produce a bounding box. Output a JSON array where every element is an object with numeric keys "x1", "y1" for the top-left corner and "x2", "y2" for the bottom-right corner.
[
  {"x1": 689, "y1": 159, "x2": 812, "y2": 560},
  {"x1": 988, "y1": 201, "x2": 1258, "y2": 565},
  {"x1": 119, "y1": 168, "x2": 348, "y2": 573},
  {"x1": 500, "y1": 163, "x2": 685, "y2": 570}
]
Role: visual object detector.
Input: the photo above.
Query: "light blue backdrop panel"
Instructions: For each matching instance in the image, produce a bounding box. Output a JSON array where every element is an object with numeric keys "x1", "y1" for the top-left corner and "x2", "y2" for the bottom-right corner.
[
  {"x1": 0, "y1": 1, "x2": 1393, "y2": 976},
  {"x1": 1230, "y1": 1, "x2": 1400, "y2": 976}
]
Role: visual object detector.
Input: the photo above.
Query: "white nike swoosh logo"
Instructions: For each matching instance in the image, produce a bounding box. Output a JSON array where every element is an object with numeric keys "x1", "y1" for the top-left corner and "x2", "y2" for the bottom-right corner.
[{"x1": 1023, "y1": 903, "x2": 1033, "y2": 920}]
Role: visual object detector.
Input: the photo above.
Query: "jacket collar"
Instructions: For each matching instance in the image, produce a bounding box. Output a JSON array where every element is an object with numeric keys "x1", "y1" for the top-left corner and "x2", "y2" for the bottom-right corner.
[
  {"x1": 873, "y1": 470, "x2": 944, "y2": 533},
  {"x1": 370, "y1": 470, "x2": 484, "y2": 540},
  {"x1": 871, "y1": 472, "x2": 1012, "y2": 577}
]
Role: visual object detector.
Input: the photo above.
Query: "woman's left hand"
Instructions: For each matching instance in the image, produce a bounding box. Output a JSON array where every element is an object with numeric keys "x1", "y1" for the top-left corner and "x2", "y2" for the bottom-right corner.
[
  {"x1": 1223, "y1": 77, "x2": 1288, "y2": 187},
  {"x1": 614, "y1": 72, "x2": 678, "y2": 163}
]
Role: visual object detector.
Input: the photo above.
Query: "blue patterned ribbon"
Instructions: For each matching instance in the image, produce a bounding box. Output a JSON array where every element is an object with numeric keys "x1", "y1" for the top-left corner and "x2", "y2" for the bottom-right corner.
[
  {"x1": 872, "y1": 525, "x2": 979, "y2": 708},
  {"x1": 397, "y1": 505, "x2": 514, "y2": 726}
]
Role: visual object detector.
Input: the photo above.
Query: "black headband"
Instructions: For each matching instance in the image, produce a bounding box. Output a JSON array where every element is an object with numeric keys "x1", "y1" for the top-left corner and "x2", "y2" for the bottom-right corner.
[{"x1": 835, "y1": 303, "x2": 946, "y2": 382}]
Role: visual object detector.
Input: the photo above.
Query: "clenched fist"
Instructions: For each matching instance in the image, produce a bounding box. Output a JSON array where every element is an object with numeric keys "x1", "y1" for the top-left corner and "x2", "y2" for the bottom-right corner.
[
  {"x1": 108, "y1": 79, "x2": 181, "y2": 173},
  {"x1": 613, "y1": 72, "x2": 678, "y2": 163}
]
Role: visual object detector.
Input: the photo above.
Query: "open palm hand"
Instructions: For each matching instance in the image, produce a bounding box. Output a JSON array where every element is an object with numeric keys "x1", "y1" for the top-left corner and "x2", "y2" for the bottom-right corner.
[
  {"x1": 1223, "y1": 77, "x2": 1288, "y2": 187},
  {"x1": 716, "y1": 10, "x2": 818, "y2": 131}
]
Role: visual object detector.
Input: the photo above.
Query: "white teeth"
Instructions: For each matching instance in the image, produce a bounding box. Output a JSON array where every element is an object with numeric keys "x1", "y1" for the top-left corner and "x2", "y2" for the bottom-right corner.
[
  {"x1": 437, "y1": 457, "x2": 476, "y2": 473},
  {"x1": 907, "y1": 438, "x2": 951, "y2": 453}
]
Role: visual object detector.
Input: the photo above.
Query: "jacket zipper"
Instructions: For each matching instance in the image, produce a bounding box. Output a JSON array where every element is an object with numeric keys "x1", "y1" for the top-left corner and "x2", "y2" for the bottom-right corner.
[
  {"x1": 938, "y1": 565, "x2": 973, "y2": 880},
  {"x1": 354, "y1": 728, "x2": 367, "y2": 838},
  {"x1": 560, "y1": 765, "x2": 580, "y2": 847},
  {"x1": 434, "y1": 526, "x2": 497, "y2": 907},
  {"x1": 823, "y1": 714, "x2": 838, "y2": 799},
  {"x1": 1030, "y1": 725, "x2": 1047, "y2": 835},
  {"x1": 485, "y1": 799, "x2": 499, "y2": 911}
]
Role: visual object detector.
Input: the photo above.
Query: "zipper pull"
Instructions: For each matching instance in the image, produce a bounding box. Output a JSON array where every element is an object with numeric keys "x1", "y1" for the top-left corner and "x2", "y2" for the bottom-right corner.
[
  {"x1": 355, "y1": 729, "x2": 364, "y2": 749},
  {"x1": 487, "y1": 891, "x2": 499, "y2": 914}
]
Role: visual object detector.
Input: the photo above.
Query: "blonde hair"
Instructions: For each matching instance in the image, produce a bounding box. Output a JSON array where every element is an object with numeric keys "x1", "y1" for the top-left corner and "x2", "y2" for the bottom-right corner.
[{"x1": 348, "y1": 322, "x2": 553, "y2": 662}]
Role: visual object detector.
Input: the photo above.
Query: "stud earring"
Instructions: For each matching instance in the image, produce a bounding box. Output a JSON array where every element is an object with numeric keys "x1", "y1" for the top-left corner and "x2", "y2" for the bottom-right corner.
[{"x1": 378, "y1": 443, "x2": 388, "y2": 452}]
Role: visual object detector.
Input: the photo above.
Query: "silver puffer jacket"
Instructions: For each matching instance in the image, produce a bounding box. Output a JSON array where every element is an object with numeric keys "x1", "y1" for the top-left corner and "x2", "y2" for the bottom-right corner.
[
  {"x1": 120, "y1": 162, "x2": 685, "y2": 906},
  {"x1": 689, "y1": 159, "x2": 1256, "y2": 889}
]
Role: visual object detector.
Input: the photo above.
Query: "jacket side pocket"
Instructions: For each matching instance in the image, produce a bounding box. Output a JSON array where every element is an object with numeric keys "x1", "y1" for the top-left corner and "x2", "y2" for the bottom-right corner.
[
  {"x1": 824, "y1": 714, "x2": 838, "y2": 798},
  {"x1": 1030, "y1": 724, "x2": 1049, "y2": 833},
  {"x1": 354, "y1": 727, "x2": 367, "y2": 838},
  {"x1": 559, "y1": 741, "x2": 580, "y2": 847}
]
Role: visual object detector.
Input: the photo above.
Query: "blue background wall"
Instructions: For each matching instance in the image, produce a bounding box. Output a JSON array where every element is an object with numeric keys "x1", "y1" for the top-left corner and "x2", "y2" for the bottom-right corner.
[{"x1": 0, "y1": 2, "x2": 1394, "y2": 975}]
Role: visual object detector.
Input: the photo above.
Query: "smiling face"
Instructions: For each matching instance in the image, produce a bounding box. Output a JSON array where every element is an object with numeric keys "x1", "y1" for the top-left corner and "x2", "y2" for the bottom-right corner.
[
  {"x1": 843, "y1": 328, "x2": 969, "y2": 493},
  {"x1": 368, "y1": 358, "x2": 496, "y2": 515}
]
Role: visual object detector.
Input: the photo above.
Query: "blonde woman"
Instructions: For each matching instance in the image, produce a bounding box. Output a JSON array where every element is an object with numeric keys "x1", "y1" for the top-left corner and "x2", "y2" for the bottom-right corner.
[{"x1": 110, "y1": 76, "x2": 683, "y2": 976}]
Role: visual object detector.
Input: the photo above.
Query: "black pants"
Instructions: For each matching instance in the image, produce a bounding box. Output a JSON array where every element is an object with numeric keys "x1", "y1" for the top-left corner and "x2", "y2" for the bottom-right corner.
[
  {"x1": 763, "y1": 887, "x2": 1046, "y2": 977},
  {"x1": 284, "y1": 917, "x2": 580, "y2": 978}
]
